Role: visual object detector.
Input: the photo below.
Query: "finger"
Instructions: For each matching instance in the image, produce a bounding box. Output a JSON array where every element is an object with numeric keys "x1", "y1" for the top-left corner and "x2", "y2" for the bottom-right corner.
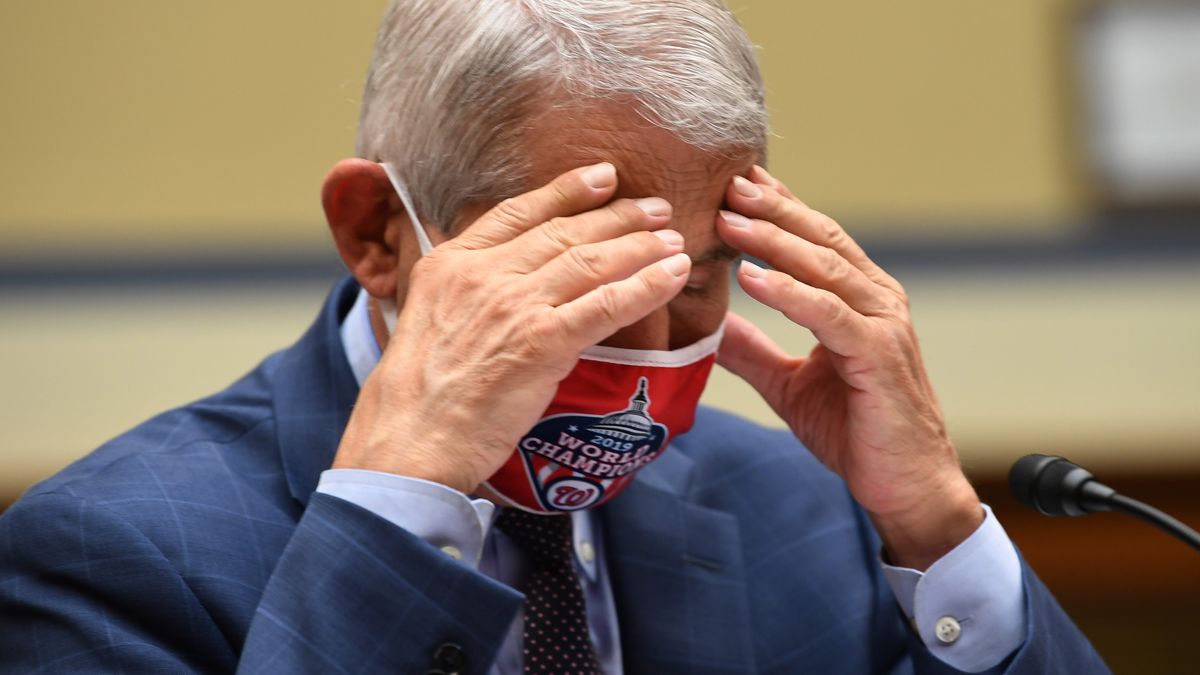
[
  {"x1": 499, "y1": 197, "x2": 672, "y2": 272},
  {"x1": 717, "y1": 210, "x2": 889, "y2": 315},
  {"x1": 717, "y1": 311, "x2": 798, "y2": 404},
  {"x1": 727, "y1": 174, "x2": 868, "y2": 267},
  {"x1": 726, "y1": 173, "x2": 901, "y2": 293},
  {"x1": 551, "y1": 252, "x2": 691, "y2": 351},
  {"x1": 748, "y1": 165, "x2": 798, "y2": 202},
  {"x1": 450, "y1": 162, "x2": 618, "y2": 251},
  {"x1": 532, "y1": 229, "x2": 685, "y2": 304},
  {"x1": 736, "y1": 260, "x2": 869, "y2": 358}
]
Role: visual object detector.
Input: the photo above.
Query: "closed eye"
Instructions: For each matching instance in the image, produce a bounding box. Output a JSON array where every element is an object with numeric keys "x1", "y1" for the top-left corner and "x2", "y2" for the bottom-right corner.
[
  {"x1": 692, "y1": 244, "x2": 741, "y2": 265},
  {"x1": 682, "y1": 256, "x2": 740, "y2": 296}
]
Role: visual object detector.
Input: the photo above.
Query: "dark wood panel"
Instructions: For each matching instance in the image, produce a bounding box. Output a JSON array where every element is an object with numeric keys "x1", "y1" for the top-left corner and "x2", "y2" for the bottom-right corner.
[
  {"x1": 974, "y1": 470, "x2": 1200, "y2": 675},
  {"x1": 975, "y1": 471, "x2": 1200, "y2": 604}
]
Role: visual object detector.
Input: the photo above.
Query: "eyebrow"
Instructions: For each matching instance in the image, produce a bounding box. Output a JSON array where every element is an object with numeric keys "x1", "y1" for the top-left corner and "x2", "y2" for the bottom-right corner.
[{"x1": 691, "y1": 242, "x2": 742, "y2": 264}]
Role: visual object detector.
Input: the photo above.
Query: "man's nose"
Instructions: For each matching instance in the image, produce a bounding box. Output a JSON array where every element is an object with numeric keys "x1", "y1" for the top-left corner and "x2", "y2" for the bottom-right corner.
[{"x1": 595, "y1": 305, "x2": 671, "y2": 351}]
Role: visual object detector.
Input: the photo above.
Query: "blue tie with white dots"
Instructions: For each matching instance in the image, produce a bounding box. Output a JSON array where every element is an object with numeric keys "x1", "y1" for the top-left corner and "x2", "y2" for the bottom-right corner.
[{"x1": 494, "y1": 508, "x2": 601, "y2": 675}]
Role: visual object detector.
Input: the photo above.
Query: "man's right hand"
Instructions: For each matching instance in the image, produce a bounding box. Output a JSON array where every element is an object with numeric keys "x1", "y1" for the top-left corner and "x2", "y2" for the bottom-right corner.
[{"x1": 332, "y1": 162, "x2": 690, "y2": 495}]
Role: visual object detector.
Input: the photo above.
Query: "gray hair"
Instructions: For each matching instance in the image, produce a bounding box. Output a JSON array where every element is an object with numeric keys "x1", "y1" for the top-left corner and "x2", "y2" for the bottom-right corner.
[{"x1": 356, "y1": 0, "x2": 767, "y2": 233}]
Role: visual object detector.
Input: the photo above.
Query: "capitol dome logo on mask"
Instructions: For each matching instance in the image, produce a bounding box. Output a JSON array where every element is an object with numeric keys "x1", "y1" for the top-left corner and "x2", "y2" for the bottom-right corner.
[{"x1": 517, "y1": 377, "x2": 668, "y2": 511}]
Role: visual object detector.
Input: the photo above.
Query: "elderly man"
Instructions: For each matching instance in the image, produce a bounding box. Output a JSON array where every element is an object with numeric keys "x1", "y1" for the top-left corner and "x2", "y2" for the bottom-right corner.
[{"x1": 0, "y1": 1, "x2": 1107, "y2": 673}]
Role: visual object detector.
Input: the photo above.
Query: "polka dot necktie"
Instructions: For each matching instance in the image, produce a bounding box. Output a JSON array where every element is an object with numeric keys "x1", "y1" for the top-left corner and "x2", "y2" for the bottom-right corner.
[{"x1": 494, "y1": 508, "x2": 601, "y2": 675}]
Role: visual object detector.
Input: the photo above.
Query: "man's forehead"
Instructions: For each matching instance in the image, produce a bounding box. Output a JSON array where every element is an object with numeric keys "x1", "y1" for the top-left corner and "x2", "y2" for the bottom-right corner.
[
  {"x1": 523, "y1": 107, "x2": 755, "y2": 255},
  {"x1": 526, "y1": 109, "x2": 753, "y2": 194}
]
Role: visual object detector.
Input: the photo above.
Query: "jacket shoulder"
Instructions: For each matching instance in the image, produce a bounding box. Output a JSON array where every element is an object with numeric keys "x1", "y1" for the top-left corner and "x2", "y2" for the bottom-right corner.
[{"x1": 21, "y1": 352, "x2": 294, "y2": 534}]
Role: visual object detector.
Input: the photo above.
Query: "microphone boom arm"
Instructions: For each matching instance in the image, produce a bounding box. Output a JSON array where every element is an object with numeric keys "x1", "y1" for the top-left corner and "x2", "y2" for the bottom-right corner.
[
  {"x1": 1009, "y1": 453, "x2": 1200, "y2": 555},
  {"x1": 1107, "y1": 493, "x2": 1200, "y2": 553}
]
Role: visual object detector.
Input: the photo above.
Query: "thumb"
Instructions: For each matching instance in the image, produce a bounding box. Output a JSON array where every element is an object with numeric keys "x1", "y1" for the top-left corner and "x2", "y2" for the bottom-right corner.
[{"x1": 718, "y1": 311, "x2": 798, "y2": 401}]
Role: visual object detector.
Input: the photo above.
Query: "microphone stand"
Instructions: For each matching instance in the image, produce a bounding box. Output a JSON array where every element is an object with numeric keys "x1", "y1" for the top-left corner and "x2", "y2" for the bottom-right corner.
[
  {"x1": 1009, "y1": 454, "x2": 1200, "y2": 555},
  {"x1": 1106, "y1": 494, "x2": 1200, "y2": 553}
]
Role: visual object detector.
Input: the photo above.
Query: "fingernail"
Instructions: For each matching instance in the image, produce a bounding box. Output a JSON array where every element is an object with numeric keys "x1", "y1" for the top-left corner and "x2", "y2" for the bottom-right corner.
[
  {"x1": 653, "y1": 229, "x2": 683, "y2": 246},
  {"x1": 661, "y1": 252, "x2": 691, "y2": 277},
  {"x1": 582, "y1": 162, "x2": 616, "y2": 189},
  {"x1": 740, "y1": 259, "x2": 767, "y2": 278},
  {"x1": 720, "y1": 210, "x2": 752, "y2": 228},
  {"x1": 634, "y1": 197, "x2": 671, "y2": 217},
  {"x1": 733, "y1": 176, "x2": 762, "y2": 199},
  {"x1": 751, "y1": 165, "x2": 774, "y2": 182}
]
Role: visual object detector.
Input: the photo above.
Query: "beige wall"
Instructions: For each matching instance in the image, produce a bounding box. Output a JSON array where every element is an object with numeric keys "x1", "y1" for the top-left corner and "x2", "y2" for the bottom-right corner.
[
  {"x1": 740, "y1": 0, "x2": 1088, "y2": 232},
  {"x1": 0, "y1": 1, "x2": 389, "y2": 254},
  {"x1": 0, "y1": 0, "x2": 1090, "y2": 255}
]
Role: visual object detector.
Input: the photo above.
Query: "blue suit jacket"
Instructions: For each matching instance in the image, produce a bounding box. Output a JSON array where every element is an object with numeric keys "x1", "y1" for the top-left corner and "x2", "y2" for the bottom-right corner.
[{"x1": 0, "y1": 278, "x2": 1108, "y2": 674}]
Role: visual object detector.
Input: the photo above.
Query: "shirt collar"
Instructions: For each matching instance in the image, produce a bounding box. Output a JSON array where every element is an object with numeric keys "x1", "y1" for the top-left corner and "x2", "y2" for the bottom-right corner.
[
  {"x1": 340, "y1": 288, "x2": 599, "y2": 582},
  {"x1": 339, "y1": 288, "x2": 381, "y2": 388}
]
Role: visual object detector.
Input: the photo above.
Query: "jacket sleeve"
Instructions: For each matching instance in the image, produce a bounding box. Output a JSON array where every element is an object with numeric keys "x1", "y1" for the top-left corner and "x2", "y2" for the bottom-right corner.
[
  {"x1": 905, "y1": 556, "x2": 1111, "y2": 675},
  {"x1": 0, "y1": 490, "x2": 522, "y2": 674}
]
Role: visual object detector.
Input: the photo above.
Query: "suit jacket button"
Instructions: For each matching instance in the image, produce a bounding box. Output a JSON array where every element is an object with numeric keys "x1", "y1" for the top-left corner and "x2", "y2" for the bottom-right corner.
[{"x1": 429, "y1": 642, "x2": 466, "y2": 675}]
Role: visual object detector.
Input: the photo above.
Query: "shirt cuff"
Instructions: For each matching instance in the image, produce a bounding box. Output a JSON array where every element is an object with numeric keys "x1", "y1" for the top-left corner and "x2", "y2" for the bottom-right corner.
[
  {"x1": 316, "y1": 468, "x2": 495, "y2": 567},
  {"x1": 879, "y1": 504, "x2": 1026, "y2": 673}
]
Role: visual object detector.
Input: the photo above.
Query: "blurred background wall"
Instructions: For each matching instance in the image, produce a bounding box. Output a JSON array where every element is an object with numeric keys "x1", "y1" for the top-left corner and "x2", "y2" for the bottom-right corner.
[{"x1": 1, "y1": 1, "x2": 1197, "y2": 671}]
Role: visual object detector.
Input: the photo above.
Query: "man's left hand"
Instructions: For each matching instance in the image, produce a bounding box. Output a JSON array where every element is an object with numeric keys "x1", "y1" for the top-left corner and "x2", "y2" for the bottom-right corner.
[{"x1": 716, "y1": 166, "x2": 982, "y2": 571}]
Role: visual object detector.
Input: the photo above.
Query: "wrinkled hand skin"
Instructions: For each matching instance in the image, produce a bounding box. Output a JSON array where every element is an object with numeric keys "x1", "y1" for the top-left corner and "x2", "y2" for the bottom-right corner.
[
  {"x1": 717, "y1": 166, "x2": 982, "y2": 571},
  {"x1": 333, "y1": 163, "x2": 691, "y2": 496}
]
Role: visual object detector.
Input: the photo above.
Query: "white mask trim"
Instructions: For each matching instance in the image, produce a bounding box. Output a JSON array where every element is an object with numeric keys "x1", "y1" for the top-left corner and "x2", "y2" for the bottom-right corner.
[
  {"x1": 579, "y1": 320, "x2": 724, "y2": 368},
  {"x1": 381, "y1": 162, "x2": 434, "y2": 255},
  {"x1": 377, "y1": 297, "x2": 399, "y2": 335},
  {"x1": 479, "y1": 479, "x2": 552, "y2": 515},
  {"x1": 378, "y1": 161, "x2": 433, "y2": 334}
]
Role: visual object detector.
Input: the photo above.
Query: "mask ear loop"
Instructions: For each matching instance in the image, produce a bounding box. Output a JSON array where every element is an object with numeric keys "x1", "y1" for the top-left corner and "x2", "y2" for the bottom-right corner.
[
  {"x1": 375, "y1": 162, "x2": 434, "y2": 333},
  {"x1": 381, "y1": 162, "x2": 434, "y2": 255}
]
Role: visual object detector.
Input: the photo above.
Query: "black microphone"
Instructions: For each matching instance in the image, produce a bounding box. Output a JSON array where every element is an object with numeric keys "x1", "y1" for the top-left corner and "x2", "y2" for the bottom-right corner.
[{"x1": 1009, "y1": 454, "x2": 1200, "y2": 553}]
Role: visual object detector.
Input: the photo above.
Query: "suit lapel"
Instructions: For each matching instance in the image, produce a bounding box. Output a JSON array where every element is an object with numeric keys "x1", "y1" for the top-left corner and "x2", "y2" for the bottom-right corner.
[
  {"x1": 600, "y1": 450, "x2": 756, "y2": 674},
  {"x1": 273, "y1": 277, "x2": 361, "y2": 506}
]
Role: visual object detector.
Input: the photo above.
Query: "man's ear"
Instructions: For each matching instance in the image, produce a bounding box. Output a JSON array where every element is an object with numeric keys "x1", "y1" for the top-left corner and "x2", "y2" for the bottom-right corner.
[{"x1": 321, "y1": 158, "x2": 405, "y2": 299}]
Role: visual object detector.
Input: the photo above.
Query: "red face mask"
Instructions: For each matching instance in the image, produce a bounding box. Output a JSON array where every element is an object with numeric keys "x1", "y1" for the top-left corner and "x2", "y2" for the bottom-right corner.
[
  {"x1": 483, "y1": 331, "x2": 721, "y2": 512},
  {"x1": 380, "y1": 162, "x2": 721, "y2": 512}
]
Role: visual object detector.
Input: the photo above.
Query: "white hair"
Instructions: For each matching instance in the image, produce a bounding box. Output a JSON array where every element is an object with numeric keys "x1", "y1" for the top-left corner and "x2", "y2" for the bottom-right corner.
[{"x1": 356, "y1": 0, "x2": 767, "y2": 233}]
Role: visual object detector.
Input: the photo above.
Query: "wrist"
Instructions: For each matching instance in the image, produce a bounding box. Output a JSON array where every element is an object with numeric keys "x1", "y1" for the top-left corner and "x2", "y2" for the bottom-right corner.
[
  {"x1": 332, "y1": 453, "x2": 479, "y2": 496},
  {"x1": 333, "y1": 383, "x2": 482, "y2": 495},
  {"x1": 870, "y1": 474, "x2": 983, "y2": 571},
  {"x1": 332, "y1": 417, "x2": 482, "y2": 494}
]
